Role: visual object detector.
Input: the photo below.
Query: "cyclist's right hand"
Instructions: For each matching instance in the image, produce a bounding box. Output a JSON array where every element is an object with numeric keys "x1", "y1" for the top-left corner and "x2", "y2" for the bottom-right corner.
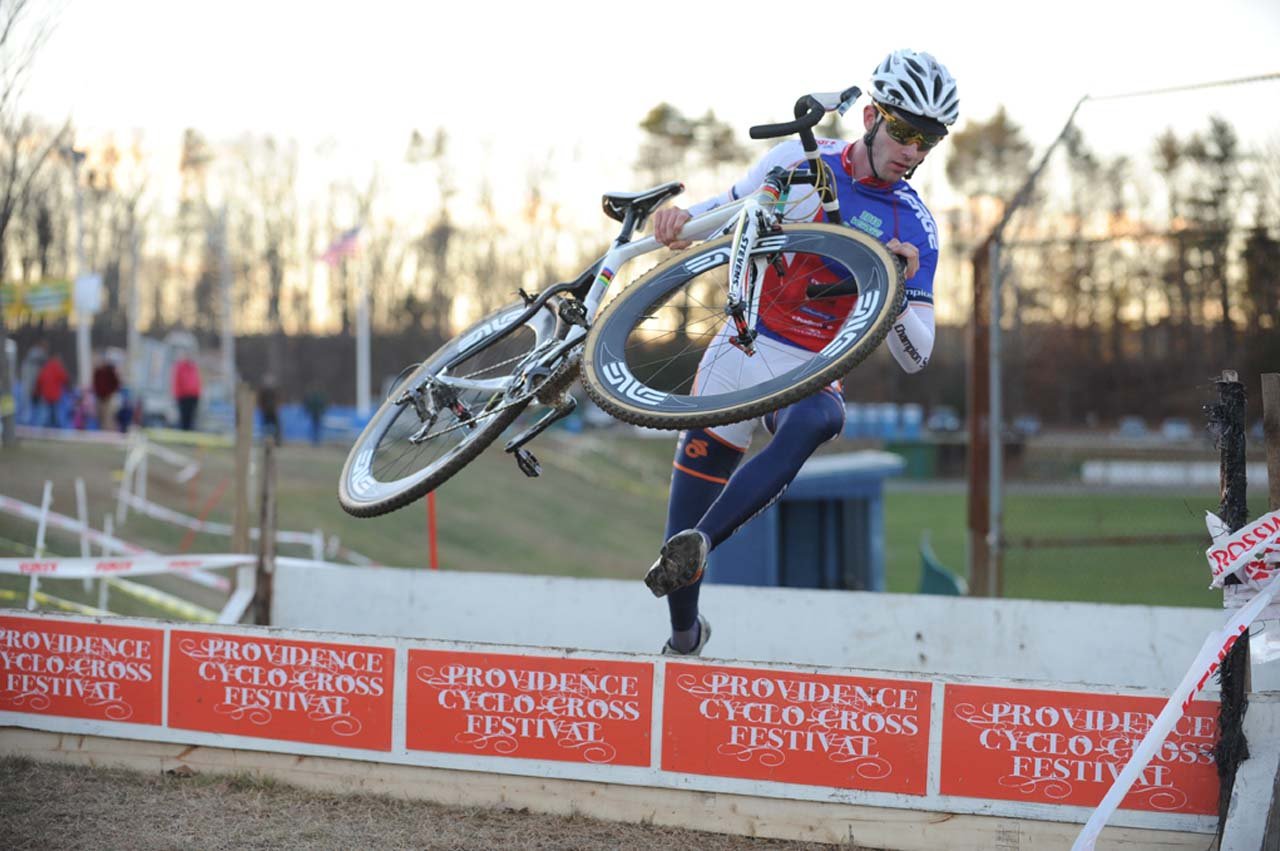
[{"x1": 652, "y1": 206, "x2": 692, "y2": 250}]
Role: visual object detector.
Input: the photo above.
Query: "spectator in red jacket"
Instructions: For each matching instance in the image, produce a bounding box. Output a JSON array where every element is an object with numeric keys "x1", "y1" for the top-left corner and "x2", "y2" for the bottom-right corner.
[
  {"x1": 172, "y1": 352, "x2": 202, "y2": 431},
  {"x1": 35, "y1": 354, "x2": 69, "y2": 428}
]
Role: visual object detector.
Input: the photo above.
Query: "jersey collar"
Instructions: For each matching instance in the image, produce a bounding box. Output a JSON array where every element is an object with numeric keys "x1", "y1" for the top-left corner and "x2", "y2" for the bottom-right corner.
[{"x1": 841, "y1": 142, "x2": 899, "y2": 189}]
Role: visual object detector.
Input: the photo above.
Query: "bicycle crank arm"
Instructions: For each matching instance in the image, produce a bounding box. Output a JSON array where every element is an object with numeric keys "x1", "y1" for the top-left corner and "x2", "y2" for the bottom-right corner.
[{"x1": 504, "y1": 395, "x2": 578, "y2": 455}]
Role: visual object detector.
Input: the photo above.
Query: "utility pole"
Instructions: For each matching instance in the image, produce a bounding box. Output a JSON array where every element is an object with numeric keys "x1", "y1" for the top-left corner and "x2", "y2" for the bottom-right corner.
[
  {"x1": 127, "y1": 220, "x2": 141, "y2": 393},
  {"x1": 219, "y1": 207, "x2": 235, "y2": 396},
  {"x1": 356, "y1": 261, "x2": 371, "y2": 417},
  {"x1": 68, "y1": 147, "x2": 93, "y2": 392}
]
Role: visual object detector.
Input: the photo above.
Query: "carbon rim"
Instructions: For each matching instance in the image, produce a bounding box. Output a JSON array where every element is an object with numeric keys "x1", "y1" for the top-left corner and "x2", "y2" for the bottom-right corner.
[{"x1": 582, "y1": 224, "x2": 900, "y2": 426}]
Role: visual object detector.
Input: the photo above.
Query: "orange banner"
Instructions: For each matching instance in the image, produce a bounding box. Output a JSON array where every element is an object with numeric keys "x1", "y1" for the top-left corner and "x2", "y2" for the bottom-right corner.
[
  {"x1": 0, "y1": 615, "x2": 162, "y2": 724},
  {"x1": 941, "y1": 684, "x2": 1218, "y2": 814},
  {"x1": 406, "y1": 650, "x2": 653, "y2": 766},
  {"x1": 663, "y1": 663, "x2": 931, "y2": 794},
  {"x1": 168, "y1": 631, "x2": 394, "y2": 751}
]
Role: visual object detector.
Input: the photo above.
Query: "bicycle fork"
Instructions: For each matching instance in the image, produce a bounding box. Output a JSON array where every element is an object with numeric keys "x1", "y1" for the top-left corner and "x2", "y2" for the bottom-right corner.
[{"x1": 725, "y1": 172, "x2": 788, "y2": 356}]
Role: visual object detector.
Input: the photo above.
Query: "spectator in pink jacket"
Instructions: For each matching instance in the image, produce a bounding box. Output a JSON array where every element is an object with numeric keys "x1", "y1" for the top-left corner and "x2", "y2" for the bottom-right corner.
[{"x1": 172, "y1": 353, "x2": 202, "y2": 431}]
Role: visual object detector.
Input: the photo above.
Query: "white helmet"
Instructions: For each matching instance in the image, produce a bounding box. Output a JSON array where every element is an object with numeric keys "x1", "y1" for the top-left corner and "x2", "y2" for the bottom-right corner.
[{"x1": 870, "y1": 49, "x2": 959, "y2": 131}]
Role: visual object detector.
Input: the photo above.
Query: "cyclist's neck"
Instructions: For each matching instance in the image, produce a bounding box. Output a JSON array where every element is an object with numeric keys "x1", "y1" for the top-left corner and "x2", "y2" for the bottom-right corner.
[{"x1": 842, "y1": 140, "x2": 896, "y2": 188}]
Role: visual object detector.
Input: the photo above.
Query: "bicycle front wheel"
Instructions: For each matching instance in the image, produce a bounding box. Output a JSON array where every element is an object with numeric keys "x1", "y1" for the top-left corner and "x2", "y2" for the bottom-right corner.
[
  {"x1": 338, "y1": 302, "x2": 554, "y2": 517},
  {"x1": 581, "y1": 223, "x2": 902, "y2": 429}
]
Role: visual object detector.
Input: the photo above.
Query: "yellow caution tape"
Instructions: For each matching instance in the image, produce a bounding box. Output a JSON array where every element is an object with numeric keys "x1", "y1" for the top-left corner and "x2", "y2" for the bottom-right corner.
[
  {"x1": 0, "y1": 587, "x2": 109, "y2": 616},
  {"x1": 143, "y1": 427, "x2": 233, "y2": 449},
  {"x1": 106, "y1": 578, "x2": 217, "y2": 622}
]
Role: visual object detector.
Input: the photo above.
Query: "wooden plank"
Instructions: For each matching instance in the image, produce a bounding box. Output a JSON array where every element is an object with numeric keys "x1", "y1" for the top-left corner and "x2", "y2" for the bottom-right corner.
[
  {"x1": 1263, "y1": 373, "x2": 1280, "y2": 514},
  {"x1": 967, "y1": 237, "x2": 992, "y2": 598},
  {"x1": 0, "y1": 728, "x2": 1209, "y2": 851},
  {"x1": 231, "y1": 383, "x2": 254, "y2": 554},
  {"x1": 1262, "y1": 373, "x2": 1280, "y2": 851},
  {"x1": 252, "y1": 440, "x2": 276, "y2": 625}
]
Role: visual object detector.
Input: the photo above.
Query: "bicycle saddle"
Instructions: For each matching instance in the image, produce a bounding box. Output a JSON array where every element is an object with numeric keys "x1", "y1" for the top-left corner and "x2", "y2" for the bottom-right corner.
[{"x1": 601, "y1": 181, "x2": 684, "y2": 228}]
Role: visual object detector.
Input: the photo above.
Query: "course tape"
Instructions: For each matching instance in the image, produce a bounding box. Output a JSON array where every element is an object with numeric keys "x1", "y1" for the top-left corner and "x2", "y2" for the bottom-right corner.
[
  {"x1": 0, "y1": 495, "x2": 150, "y2": 555},
  {"x1": 104, "y1": 577, "x2": 218, "y2": 622},
  {"x1": 1206, "y1": 509, "x2": 1280, "y2": 618},
  {"x1": 15, "y1": 426, "x2": 130, "y2": 446},
  {"x1": 117, "y1": 491, "x2": 375, "y2": 563},
  {"x1": 0, "y1": 554, "x2": 251, "y2": 579},
  {"x1": 0, "y1": 587, "x2": 108, "y2": 616},
  {"x1": 1072, "y1": 574, "x2": 1280, "y2": 849},
  {"x1": 0, "y1": 494, "x2": 233, "y2": 593},
  {"x1": 1204, "y1": 508, "x2": 1280, "y2": 588},
  {"x1": 119, "y1": 491, "x2": 324, "y2": 547}
]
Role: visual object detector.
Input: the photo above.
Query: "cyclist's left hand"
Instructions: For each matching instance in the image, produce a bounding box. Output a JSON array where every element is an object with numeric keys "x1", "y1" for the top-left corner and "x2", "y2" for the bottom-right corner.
[
  {"x1": 885, "y1": 238, "x2": 919, "y2": 280},
  {"x1": 653, "y1": 206, "x2": 693, "y2": 250}
]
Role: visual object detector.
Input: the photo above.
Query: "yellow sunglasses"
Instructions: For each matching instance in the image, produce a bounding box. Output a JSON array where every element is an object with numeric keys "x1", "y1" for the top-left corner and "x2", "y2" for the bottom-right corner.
[{"x1": 873, "y1": 102, "x2": 943, "y2": 151}]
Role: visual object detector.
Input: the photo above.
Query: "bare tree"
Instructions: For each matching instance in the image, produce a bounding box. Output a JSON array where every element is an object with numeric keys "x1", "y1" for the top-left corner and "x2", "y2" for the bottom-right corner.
[{"x1": 0, "y1": 0, "x2": 68, "y2": 446}]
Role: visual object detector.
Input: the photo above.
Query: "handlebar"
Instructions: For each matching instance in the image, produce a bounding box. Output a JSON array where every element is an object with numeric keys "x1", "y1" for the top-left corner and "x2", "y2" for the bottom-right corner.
[{"x1": 749, "y1": 86, "x2": 861, "y2": 140}]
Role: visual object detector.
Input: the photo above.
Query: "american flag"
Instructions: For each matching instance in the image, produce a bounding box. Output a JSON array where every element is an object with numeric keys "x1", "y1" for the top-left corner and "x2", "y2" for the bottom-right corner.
[{"x1": 320, "y1": 226, "x2": 361, "y2": 266}]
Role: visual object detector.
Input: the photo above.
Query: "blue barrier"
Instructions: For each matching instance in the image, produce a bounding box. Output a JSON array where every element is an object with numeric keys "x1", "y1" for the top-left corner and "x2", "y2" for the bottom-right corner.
[
  {"x1": 707, "y1": 451, "x2": 905, "y2": 591},
  {"x1": 841, "y1": 402, "x2": 923, "y2": 441}
]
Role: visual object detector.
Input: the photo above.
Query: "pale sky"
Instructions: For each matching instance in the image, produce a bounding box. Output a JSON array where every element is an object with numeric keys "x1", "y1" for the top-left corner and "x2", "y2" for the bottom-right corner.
[{"x1": 22, "y1": 0, "x2": 1280, "y2": 228}]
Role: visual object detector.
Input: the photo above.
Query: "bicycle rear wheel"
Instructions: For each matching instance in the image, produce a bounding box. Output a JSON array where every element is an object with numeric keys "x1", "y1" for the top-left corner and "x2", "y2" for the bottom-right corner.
[
  {"x1": 581, "y1": 223, "x2": 902, "y2": 430},
  {"x1": 338, "y1": 302, "x2": 553, "y2": 517}
]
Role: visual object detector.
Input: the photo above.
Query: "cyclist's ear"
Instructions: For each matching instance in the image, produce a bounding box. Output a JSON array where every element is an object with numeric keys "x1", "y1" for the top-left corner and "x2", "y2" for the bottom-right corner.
[{"x1": 861, "y1": 103, "x2": 878, "y2": 132}]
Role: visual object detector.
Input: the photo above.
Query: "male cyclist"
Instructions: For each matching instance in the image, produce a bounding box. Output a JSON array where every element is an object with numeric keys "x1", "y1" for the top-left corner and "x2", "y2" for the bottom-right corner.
[{"x1": 647, "y1": 49, "x2": 958, "y2": 656}]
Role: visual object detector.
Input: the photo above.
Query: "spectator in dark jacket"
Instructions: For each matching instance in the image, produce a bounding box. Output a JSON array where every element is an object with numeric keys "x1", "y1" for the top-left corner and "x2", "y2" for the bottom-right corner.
[
  {"x1": 258, "y1": 375, "x2": 281, "y2": 446},
  {"x1": 92, "y1": 353, "x2": 121, "y2": 431}
]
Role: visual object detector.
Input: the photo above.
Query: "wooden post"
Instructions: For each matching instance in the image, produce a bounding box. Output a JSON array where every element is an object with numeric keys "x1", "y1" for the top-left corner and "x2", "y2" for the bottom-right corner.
[
  {"x1": 251, "y1": 441, "x2": 276, "y2": 626},
  {"x1": 231, "y1": 382, "x2": 254, "y2": 554},
  {"x1": 427, "y1": 492, "x2": 439, "y2": 570},
  {"x1": 1212, "y1": 369, "x2": 1250, "y2": 834},
  {"x1": 1263, "y1": 373, "x2": 1279, "y2": 514},
  {"x1": 1263, "y1": 372, "x2": 1280, "y2": 850},
  {"x1": 966, "y1": 236, "x2": 992, "y2": 596}
]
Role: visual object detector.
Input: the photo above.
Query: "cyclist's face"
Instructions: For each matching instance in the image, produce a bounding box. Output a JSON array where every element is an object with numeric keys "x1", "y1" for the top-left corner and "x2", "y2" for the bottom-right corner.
[{"x1": 863, "y1": 104, "x2": 934, "y2": 181}]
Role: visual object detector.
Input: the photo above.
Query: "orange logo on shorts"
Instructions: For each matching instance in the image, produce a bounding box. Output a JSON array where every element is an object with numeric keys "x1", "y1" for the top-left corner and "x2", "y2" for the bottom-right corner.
[{"x1": 685, "y1": 439, "x2": 709, "y2": 459}]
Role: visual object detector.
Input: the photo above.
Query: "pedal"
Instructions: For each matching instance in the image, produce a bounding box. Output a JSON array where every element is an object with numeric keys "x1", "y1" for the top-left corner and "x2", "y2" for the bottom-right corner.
[
  {"x1": 505, "y1": 396, "x2": 578, "y2": 453},
  {"x1": 513, "y1": 448, "x2": 541, "y2": 478}
]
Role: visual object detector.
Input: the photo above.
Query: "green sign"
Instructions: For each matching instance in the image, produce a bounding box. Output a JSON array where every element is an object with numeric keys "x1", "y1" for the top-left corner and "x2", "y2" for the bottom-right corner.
[{"x1": 1, "y1": 280, "x2": 71, "y2": 321}]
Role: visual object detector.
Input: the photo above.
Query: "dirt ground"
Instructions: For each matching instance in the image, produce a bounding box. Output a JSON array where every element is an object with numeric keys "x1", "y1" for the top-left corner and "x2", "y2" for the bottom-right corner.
[{"x1": 0, "y1": 757, "x2": 846, "y2": 850}]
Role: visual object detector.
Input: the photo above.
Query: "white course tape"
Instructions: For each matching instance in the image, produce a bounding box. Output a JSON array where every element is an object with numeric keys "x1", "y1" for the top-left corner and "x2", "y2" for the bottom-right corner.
[
  {"x1": 0, "y1": 553, "x2": 251, "y2": 579},
  {"x1": 117, "y1": 491, "x2": 329, "y2": 548},
  {"x1": 1073, "y1": 574, "x2": 1280, "y2": 850},
  {"x1": 0, "y1": 494, "x2": 232, "y2": 593},
  {"x1": 15, "y1": 425, "x2": 130, "y2": 445},
  {"x1": 1207, "y1": 510, "x2": 1280, "y2": 617},
  {"x1": 1205, "y1": 508, "x2": 1280, "y2": 588},
  {"x1": 0, "y1": 494, "x2": 149, "y2": 555}
]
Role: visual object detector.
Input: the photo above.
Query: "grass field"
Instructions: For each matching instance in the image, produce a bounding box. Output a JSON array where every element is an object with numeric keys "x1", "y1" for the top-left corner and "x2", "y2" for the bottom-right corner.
[{"x1": 0, "y1": 429, "x2": 1259, "y2": 617}]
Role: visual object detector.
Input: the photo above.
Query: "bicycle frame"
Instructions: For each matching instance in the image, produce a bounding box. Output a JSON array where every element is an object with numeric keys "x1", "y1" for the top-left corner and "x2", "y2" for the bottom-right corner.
[
  {"x1": 426, "y1": 86, "x2": 863, "y2": 405},
  {"x1": 428, "y1": 197, "x2": 752, "y2": 400}
]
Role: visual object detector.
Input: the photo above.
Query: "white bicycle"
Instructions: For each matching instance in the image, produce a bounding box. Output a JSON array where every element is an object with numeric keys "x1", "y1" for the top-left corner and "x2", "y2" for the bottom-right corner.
[{"x1": 339, "y1": 88, "x2": 904, "y2": 518}]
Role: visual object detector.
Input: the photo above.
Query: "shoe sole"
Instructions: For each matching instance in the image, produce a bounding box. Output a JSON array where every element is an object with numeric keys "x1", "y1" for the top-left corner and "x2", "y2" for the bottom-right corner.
[{"x1": 644, "y1": 532, "x2": 707, "y2": 598}]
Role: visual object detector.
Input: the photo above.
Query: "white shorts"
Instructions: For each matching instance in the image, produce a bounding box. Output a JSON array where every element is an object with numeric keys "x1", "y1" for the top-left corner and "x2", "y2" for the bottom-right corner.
[{"x1": 695, "y1": 323, "x2": 836, "y2": 450}]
